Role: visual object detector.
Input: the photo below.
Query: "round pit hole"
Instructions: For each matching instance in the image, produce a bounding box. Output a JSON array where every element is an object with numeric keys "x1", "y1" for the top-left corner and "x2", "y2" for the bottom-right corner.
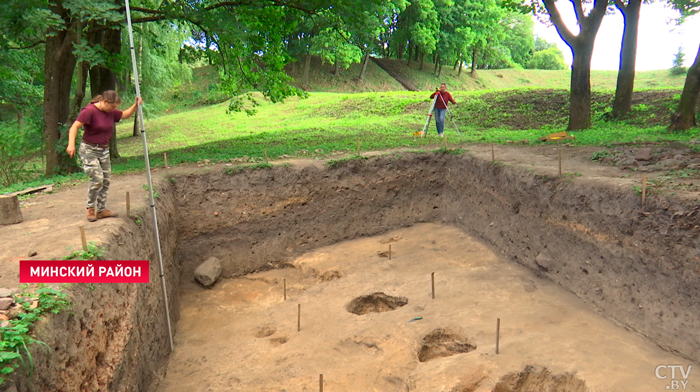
[
  {"x1": 492, "y1": 365, "x2": 588, "y2": 392},
  {"x1": 418, "y1": 328, "x2": 476, "y2": 362},
  {"x1": 346, "y1": 292, "x2": 408, "y2": 315}
]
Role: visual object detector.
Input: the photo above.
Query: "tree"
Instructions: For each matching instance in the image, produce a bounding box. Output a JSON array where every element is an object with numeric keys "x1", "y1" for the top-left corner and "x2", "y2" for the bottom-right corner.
[
  {"x1": 526, "y1": 47, "x2": 568, "y2": 69},
  {"x1": 501, "y1": 12, "x2": 535, "y2": 68},
  {"x1": 668, "y1": 0, "x2": 700, "y2": 130},
  {"x1": 671, "y1": 46, "x2": 687, "y2": 75},
  {"x1": 537, "y1": 0, "x2": 608, "y2": 130},
  {"x1": 611, "y1": 0, "x2": 642, "y2": 118}
]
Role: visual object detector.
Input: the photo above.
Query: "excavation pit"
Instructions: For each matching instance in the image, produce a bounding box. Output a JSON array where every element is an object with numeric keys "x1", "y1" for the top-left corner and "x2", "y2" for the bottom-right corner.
[
  {"x1": 492, "y1": 365, "x2": 588, "y2": 392},
  {"x1": 346, "y1": 292, "x2": 408, "y2": 315},
  {"x1": 418, "y1": 328, "x2": 476, "y2": 362},
  {"x1": 7, "y1": 153, "x2": 698, "y2": 391}
]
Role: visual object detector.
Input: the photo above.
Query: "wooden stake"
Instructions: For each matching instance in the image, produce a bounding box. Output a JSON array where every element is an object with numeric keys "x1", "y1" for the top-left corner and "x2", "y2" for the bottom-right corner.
[
  {"x1": 319, "y1": 374, "x2": 323, "y2": 392},
  {"x1": 357, "y1": 139, "x2": 360, "y2": 156},
  {"x1": 79, "y1": 225, "x2": 88, "y2": 252},
  {"x1": 444, "y1": 133, "x2": 447, "y2": 150},
  {"x1": 297, "y1": 304, "x2": 301, "y2": 332},
  {"x1": 284, "y1": 279, "x2": 287, "y2": 300},
  {"x1": 431, "y1": 272, "x2": 435, "y2": 299},
  {"x1": 389, "y1": 245, "x2": 392, "y2": 260},
  {"x1": 264, "y1": 148, "x2": 269, "y2": 163},
  {"x1": 164, "y1": 153, "x2": 168, "y2": 168},
  {"x1": 558, "y1": 148, "x2": 562, "y2": 177},
  {"x1": 126, "y1": 192, "x2": 131, "y2": 218},
  {"x1": 496, "y1": 318, "x2": 501, "y2": 354},
  {"x1": 641, "y1": 173, "x2": 647, "y2": 209},
  {"x1": 491, "y1": 142, "x2": 495, "y2": 162}
]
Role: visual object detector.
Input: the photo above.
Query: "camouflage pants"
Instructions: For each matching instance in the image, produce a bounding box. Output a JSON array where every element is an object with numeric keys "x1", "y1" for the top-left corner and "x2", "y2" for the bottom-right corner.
[{"x1": 79, "y1": 142, "x2": 111, "y2": 211}]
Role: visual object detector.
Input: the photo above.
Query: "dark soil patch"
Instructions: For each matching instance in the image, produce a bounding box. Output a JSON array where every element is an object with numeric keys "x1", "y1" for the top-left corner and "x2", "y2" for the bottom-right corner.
[
  {"x1": 493, "y1": 365, "x2": 588, "y2": 392},
  {"x1": 418, "y1": 328, "x2": 476, "y2": 362},
  {"x1": 346, "y1": 292, "x2": 408, "y2": 315}
]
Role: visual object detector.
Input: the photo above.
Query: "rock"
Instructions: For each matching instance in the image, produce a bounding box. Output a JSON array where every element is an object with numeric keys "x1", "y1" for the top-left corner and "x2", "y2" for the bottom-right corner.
[
  {"x1": 640, "y1": 165, "x2": 662, "y2": 172},
  {"x1": 6, "y1": 305, "x2": 21, "y2": 319},
  {"x1": 634, "y1": 148, "x2": 653, "y2": 161},
  {"x1": 0, "y1": 297, "x2": 13, "y2": 310},
  {"x1": 0, "y1": 288, "x2": 14, "y2": 298},
  {"x1": 194, "y1": 257, "x2": 223, "y2": 288},
  {"x1": 674, "y1": 154, "x2": 685, "y2": 160},
  {"x1": 0, "y1": 314, "x2": 7, "y2": 321},
  {"x1": 658, "y1": 158, "x2": 680, "y2": 168},
  {"x1": 0, "y1": 321, "x2": 9, "y2": 328},
  {"x1": 535, "y1": 252, "x2": 554, "y2": 272},
  {"x1": 27, "y1": 251, "x2": 38, "y2": 257}
]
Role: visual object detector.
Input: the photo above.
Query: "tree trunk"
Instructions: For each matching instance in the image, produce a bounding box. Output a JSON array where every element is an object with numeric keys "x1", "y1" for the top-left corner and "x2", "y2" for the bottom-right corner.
[
  {"x1": 437, "y1": 64, "x2": 442, "y2": 78},
  {"x1": 334, "y1": 59, "x2": 340, "y2": 77},
  {"x1": 89, "y1": 26, "x2": 121, "y2": 158},
  {"x1": 302, "y1": 54, "x2": 311, "y2": 88},
  {"x1": 43, "y1": 1, "x2": 78, "y2": 176},
  {"x1": 407, "y1": 42, "x2": 412, "y2": 66},
  {"x1": 612, "y1": 0, "x2": 641, "y2": 118},
  {"x1": 434, "y1": 54, "x2": 440, "y2": 75},
  {"x1": 71, "y1": 61, "x2": 89, "y2": 121},
  {"x1": 458, "y1": 59, "x2": 464, "y2": 76},
  {"x1": 453, "y1": 59, "x2": 459, "y2": 71},
  {"x1": 471, "y1": 47, "x2": 478, "y2": 79},
  {"x1": 669, "y1": 43, "x2": 700, "y2": 131},
  {"x1": 359, "y1": 53, "x2": 370, "y2": 81},
  {"x1": 420, "y1": 51, "x2": 425, "y2": 71},
  {"x1": 398, "y1": 42, "x2": 404, "y2": 61},
  {"x1": 569, "y1": 43, "x2": 595, "y2": 130}
]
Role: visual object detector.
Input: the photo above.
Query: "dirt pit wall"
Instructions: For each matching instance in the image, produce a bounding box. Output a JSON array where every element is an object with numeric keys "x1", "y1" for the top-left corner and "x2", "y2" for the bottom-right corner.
[
  {"x1": 174, "y1": 153, "x2": 700, "y2": 363},
  {"x1": 8, "y1": 181, "x2": 181, "y2": 392}
]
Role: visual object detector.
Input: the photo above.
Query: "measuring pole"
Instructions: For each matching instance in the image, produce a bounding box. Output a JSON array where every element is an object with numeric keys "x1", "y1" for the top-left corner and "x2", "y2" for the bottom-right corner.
[
  {"x1": 125, "y1": 0, "x2": 174, "y2": 352},
  {"x1": 420, "y1": 94, "x2": 439, "y2": 138}
]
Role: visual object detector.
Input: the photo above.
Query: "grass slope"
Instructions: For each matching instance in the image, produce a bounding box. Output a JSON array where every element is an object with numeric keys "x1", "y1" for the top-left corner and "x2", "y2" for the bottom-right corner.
[{"x1": 288, "y1": 57, "x2": 689, "y2": 93}]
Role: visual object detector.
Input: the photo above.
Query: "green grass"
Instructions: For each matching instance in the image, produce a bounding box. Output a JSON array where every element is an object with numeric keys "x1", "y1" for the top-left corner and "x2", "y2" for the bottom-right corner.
[{"x1": 2, "y1": 86, "x2": 698, "y2": 194}]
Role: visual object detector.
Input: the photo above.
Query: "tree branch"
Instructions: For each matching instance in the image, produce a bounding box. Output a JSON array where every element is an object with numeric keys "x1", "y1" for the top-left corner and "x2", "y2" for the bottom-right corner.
[
  {"x1": 7, "y1": 41, "x2": 45, "y2": 50},
  {"x1": 614, "y1": 0, "x2": 627, "y2": 12},
  {"x1": 572, "y1": 0, "x2": 585, "y2": 22},
  {"x1": 542, "y1": 0, "x2": 577, "y2": 44}
]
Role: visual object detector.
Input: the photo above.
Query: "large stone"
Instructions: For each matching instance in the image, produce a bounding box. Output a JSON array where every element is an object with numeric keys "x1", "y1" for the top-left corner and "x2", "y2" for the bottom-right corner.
[
  {"x1": 194, "y1": 257, "x2": 222, "y2": 288},
  {"x1": 535, "y1": 252, "x2": 554, "y2": 272},
  {"x1": 0, "y1": 195, "x2": 23, "y2": 225},
  {"x1": 634, "y1": 148, "x2": 653, "y2": 161},
  {"x1": 0, "y1": 297, "x2": 13, "y2": 310},
  {"x1": 0, "y1": 288, "x2": 14, "y2": 298}
]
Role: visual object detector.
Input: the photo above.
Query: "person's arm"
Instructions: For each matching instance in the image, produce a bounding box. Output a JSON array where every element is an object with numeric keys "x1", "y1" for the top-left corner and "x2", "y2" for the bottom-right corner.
[
  {"x1": 121, "y1": 97, "x2": 143, "y2": 120},
  {"x1": 449, "y1": 93, "x2": 456, "y2": 105},
  {"x1": 66, "y1": 120, "x2": 84, "y2": 158}
]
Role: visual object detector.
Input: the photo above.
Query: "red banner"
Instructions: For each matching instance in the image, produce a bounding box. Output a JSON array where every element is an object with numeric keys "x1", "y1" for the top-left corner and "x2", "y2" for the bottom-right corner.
[{"x1": 19, "y1": 260, "x2": 149, "y2": 283}]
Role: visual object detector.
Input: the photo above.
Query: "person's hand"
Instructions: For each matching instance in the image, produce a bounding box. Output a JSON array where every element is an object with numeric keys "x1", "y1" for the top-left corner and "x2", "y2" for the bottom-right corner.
[
  {"x1": 66, "y1": 144, "x2": 75, "y2": 158},
  {"x1": 135, "y1": 97, "x2": 143, "y2": 106}
]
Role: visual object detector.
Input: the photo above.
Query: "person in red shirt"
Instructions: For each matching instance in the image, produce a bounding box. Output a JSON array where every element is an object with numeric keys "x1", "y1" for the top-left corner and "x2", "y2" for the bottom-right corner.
[
  {"x1": 66, "y1": 90, "x2": 141, "y2": 222},
  {"x1": 429, "y1": 83, "x2": 456, "y2": 136}
]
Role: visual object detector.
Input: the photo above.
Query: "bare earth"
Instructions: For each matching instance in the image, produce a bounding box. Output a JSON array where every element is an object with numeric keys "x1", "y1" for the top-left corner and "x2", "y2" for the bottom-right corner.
[{"x1": 157, "y1": 224, "x2": 697, "y2": 392}]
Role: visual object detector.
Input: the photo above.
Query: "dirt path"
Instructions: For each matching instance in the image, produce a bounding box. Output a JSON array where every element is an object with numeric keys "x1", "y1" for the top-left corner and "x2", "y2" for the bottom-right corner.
[{"x1": 157, "y1": 224, "x2": 698, "y2": 391}]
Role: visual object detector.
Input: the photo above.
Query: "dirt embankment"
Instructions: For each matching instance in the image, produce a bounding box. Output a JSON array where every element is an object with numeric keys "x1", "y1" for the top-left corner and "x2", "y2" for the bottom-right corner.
[
  {"x1": 173, "y1": 153, "x2": 700, "y2": 362},
  {"x1": 8, "y1": 181, "x2": 180, "y2": 392}
]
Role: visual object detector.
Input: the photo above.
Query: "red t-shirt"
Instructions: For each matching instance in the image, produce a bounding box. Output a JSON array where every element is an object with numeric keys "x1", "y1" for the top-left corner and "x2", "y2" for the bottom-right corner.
[
  {"x1": 76, "y1": 103, "x2": 123, "y2": 146},
  {"x1": 430, "y1": 91, "x2": 456, "y2": 109}
]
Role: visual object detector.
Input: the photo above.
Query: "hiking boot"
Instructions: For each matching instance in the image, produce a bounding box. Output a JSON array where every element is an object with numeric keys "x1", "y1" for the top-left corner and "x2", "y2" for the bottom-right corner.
[
  {"x1": 96, "y1": 209, "x2": 118, "y2": 219},
  {"x1": 86, "y1": 208, "x2": 97, "y2": 222}
]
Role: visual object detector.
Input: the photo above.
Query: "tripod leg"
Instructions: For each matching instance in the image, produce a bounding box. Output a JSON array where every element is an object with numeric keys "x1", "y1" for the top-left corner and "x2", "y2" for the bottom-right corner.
[{"x1": 439, "y1": 94, "x2": 462, "y2": 136}]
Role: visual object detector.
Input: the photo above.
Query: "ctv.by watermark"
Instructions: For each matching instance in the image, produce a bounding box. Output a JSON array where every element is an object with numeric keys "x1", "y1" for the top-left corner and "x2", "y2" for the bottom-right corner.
[{"x1": 656, "y1": 365, "x2": 692, "y2": 390}]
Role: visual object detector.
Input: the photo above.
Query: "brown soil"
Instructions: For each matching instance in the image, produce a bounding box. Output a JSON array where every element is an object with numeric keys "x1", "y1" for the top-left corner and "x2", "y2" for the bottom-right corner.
[
  {"x1": 418, "y1": 328, "x2": 476, "y2": 362},
  {"x1": 346, "y1": 292, "x2": 408, "y2": 315}
]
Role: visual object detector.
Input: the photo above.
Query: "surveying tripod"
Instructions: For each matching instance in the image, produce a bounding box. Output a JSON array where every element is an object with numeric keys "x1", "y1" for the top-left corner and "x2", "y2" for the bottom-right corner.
[{"x1": 418, "y1": 90, "x2": 462, "y2": 138}]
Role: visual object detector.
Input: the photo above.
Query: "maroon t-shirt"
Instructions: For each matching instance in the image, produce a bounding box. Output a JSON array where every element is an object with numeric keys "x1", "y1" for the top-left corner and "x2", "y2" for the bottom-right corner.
[
  {"x1": 430, "y1": 91, "x2": 456, "y2": 109},
  {"x1": 76, "y1": 103, "x2": 123, "y2": 146}
]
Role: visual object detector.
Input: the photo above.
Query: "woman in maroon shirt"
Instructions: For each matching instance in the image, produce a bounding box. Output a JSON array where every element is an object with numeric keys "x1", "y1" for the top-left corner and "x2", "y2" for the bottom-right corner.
[{"x1": 66, "y1": 90, "x2": 141, "y2": 222}]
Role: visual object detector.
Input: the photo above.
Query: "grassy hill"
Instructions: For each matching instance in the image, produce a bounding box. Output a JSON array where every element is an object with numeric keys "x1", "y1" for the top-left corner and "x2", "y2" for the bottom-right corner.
[{"x1": 285, "y1": 56, "x2": 689, "y2": 93}]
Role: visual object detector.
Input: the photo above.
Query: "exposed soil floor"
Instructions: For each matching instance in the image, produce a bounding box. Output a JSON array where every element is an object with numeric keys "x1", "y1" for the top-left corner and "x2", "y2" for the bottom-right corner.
[{"x1": 157, "y1": 224, "x2": 697, "y2": 392}]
